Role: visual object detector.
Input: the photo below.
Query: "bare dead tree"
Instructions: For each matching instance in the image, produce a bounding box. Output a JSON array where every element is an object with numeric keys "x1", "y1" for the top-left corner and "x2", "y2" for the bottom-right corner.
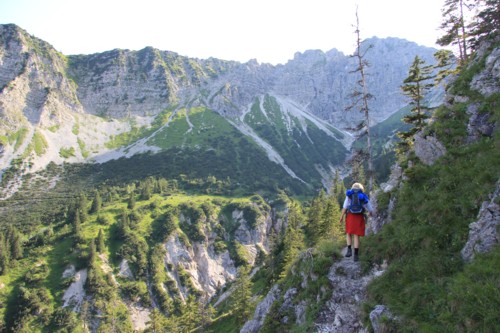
[{"x1": 346, "y1": 7, "x2": 375, "y2": 192}]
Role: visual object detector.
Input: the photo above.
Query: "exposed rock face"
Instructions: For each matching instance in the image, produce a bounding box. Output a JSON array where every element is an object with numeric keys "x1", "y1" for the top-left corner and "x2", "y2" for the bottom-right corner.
[
  {"x1": 128, "y1": 303, "x2": 150, "y2": 332},
  {"x1": 164, "y1": 235, "x2": 237, "y2": 298},
  {"x1": 118, "y1": 259, "x2": 134, "y2": 279},
  {"x1": 369, "y1": 305, "x2": 396, "y2": 333},
  {"x1": 315, "y1": 255, "x2": 386, "y2": 333},
  {"x1": 163, "y1": 207, "x2": 277, "y2": 299},
  {"x1": 367, "y1": 164, "x2": 403, "y2": 235},
  {"x1": 470, "y1": 38, "x2": 500, "y2": 97},
  {"x1": 240, "y1": 285, "x2": 281, "y2": 333},
  {"x1": 414, "y1": 133, "x2": 447, "y2": 165},
  {"x1": 466, "y1": 102, "x2": 497, "y2": 143},
  {"x1": 461, "y1": 180, "x2": 500, "y2": 262},
  {"x1": 380, "y1": 164, "x2": 403, "y2": 194},
  {"x1": 62, "y1": 268, "x2": 87, "y2": 311}
]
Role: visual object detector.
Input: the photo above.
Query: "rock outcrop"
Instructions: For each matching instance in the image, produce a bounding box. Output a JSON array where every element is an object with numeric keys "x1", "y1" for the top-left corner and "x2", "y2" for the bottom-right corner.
[
  {"x1": 461, "y1": 180, "x2": 500, "y2": 262},
  {"x1": 315, "y1": 253, "x2": 386, "y2": 333},
  {"x1": 414, "y1": 133, "x2": 447, "y2": 166},
  {"x1": 240, "y1": 285, "x2": 281, "y2": 333}
]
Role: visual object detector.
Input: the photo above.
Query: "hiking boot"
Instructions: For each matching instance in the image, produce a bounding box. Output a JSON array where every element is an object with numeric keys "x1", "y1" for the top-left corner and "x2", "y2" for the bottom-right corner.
[
  {"x1": 345, "y1": 247, "x2": 352, "y2": 257},
  {"x1": 354, "y1": 253, "x2": 359, "y2": 262}
]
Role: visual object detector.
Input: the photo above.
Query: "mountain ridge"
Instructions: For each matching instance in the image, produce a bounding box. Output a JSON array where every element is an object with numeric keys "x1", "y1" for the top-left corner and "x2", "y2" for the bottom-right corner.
[{"x1": 0, "y1": 23, "x2": 440, "y2": 196}]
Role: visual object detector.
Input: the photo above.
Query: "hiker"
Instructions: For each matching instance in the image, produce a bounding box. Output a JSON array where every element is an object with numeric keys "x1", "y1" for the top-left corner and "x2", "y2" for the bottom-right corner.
[{"x1": 339, "y1": 182, "x2": 374, "y2": 262}]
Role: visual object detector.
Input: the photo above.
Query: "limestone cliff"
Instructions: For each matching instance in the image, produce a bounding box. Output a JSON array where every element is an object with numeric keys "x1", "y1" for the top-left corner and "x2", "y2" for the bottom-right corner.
[{"x1": 0, "y1": 23, "x2": 441, "y2": 193}]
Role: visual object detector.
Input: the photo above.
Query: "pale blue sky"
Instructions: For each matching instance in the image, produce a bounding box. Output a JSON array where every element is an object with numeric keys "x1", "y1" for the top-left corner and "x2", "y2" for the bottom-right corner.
[{"x1": 0, "y1": 0, "x2": 446, "y2": 65}]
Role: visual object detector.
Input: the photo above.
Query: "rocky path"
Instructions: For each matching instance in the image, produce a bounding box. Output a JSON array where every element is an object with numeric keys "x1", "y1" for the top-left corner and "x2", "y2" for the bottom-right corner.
[{"x1": 315, "y1": 251, "x2": 384, "y2": 333}]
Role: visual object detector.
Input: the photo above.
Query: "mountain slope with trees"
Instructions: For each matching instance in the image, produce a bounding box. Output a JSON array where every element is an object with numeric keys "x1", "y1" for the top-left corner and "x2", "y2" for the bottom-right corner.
[{"x1": 0, "y1": 1, "x2": 498, "y2": 332}]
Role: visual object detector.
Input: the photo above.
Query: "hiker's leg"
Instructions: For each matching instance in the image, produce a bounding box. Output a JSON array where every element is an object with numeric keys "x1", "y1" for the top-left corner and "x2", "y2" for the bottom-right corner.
[
  {"x1": 353, "y1": 235, "x2": 360, "y2": 261},
  {"x1": 353, "y1": 235, "x2": 360, "y2": 248},
  {"x1": 345, "y1": 234, "x2": 352, "y2": 257}
]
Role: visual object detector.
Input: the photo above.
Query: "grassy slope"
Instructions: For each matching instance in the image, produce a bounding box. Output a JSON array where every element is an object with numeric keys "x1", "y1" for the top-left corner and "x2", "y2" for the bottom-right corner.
[
  {"x1": 58, "y1": 106, "x2": 311, "y2": 196},
  {"x1": 362, "y1": 47, "x2": 500, "y2": 332},
  {"x1": 244, "y1": 95, "x2": 348, "y2": 185}
]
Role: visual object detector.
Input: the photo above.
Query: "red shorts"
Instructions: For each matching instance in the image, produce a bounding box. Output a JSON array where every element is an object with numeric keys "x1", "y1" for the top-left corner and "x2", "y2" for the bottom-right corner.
[{"x1": 346, "y1": 213, "x2": 366, "y2": 236}]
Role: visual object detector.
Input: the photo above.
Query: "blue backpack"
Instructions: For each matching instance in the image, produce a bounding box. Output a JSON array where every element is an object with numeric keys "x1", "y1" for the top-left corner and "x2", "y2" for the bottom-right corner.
[{"x1": 347, "y1": 189, "x2": 368, "y2": 214}]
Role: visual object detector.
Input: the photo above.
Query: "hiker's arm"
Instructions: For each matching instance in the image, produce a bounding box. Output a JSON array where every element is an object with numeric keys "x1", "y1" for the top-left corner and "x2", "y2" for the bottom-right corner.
[
  {"x1": 339, "y1": 196, "x2": 349, "y2": 223},
  {"x1": 365, "y1": 201, "x2": 375, "y2": 216},
  {"x1": 339, "y1": 208, "x2": 346, "y2": 223}
]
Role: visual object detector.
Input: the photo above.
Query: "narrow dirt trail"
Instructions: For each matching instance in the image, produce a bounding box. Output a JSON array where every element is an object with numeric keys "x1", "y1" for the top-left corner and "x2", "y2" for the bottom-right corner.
[{"x1": 315, "y1": 250, "x2": 384, "y2": 333}]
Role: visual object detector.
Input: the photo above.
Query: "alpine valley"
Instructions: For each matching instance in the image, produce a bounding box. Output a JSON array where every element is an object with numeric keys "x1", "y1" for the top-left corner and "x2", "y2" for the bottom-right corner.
[
  {"x1": 0, "y1": 23, "x2": 442, "y2": 197},
  {"x1": 0, "y1": 21, "x2": 498, "y2": 333}
]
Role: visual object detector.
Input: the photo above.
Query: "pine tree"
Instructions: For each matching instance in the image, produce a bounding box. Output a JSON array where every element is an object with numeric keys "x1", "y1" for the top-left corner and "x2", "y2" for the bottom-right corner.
[
  {"x1": 322, "y1": 198, "x2": 343, "y2": 242},
  {"x1": 437, "y1": 0, "x2": 473, "y2": 65},
  {"x1": 90, "y1": 190, "x2": 102, "y2": 214},
  {"x1": 280, "y1": 201, "x2": 305, "y2": 278},
  {"x1": 78, "y1": 192, "x2": 88, "y2": 222},
  {"x1": 157, "y1": 178, "x2": 169, "y2": 194},
  {"x1": 80, "y1": 300, "x2": 90, "y2": 332},
  {"x1": 346, "y1": 150, "x2": 368, "y2": 186},
  {"x1": 7, "y1": 226, "x2": 23, "y2": 260},
  {"x1": 145, "y1": 308, "x2": 168, "y2": 333},
  {"x1": 433, "y1": 49, "x2": 457, "y2": 85},
  {"x1": 265, "y1": 229, "x2": 283, "y2": 282},
  {"x1": 128, "y1": 192, "x2": 136, "y2": 210},
  {"x1": 97, "y1": 229, "x2": 105, "y2": 254},
  {"x1": 179, "y1": 295, "x2": 201, "y2": 332},
  {"x1": 465, "y1": 0, "x2": 499, "y2": 53},
  {"x1": 330, "y1": 170, "x2": 347, "y2": 208},
  {"x1": 10, "y1": 232, "x2": 23, "y2": 260},
  {"x1": 73, "y1": 209, "x2": 85, "y2": 244},
  {"x1": 88, "y1": 238, "x2": 97, "y2": 265},
  {"x1": 231, "y1": 265, "x2": 254, "y2": 325},
  {"x1": 0, "y1": 234, "x2": 10, "y2": 275},
  {"x1": 397, "y1": 56, "x2": 435, "y2": 154},
  {"x1": 198, "y1": 294, "x2": 216, "y2": 330},
  {"x1": 307, "y1": 190, "x2": 326, "y2": 244}
]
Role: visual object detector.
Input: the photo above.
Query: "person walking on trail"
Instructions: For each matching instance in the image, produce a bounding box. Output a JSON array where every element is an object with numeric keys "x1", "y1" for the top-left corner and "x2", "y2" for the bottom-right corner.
[{"x1": 339, "y1": 182, "x2": 374, "y2": 262}]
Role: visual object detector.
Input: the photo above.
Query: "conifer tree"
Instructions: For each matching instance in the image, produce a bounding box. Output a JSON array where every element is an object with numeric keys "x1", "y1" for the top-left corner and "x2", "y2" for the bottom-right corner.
[
  {"x1": 231, "y1": 265, "x2": 254, "y2": 325},
  {"x1": 437, "y1": 0, "x2": 472, "y2": 65},
  {"x1": 9, "y1": 232, "x2": 23, "y2": 261},
  {"x1": 97, "y1": 229, "x2": 105, "y2": 254},
  {"x1": 128, "y1": 192, "x2": 136, "y2": 210},
  {"x1": 307, "y1": 190, "x2": 326, "y2": 245},
  {"x1": 88, "y1": 238, "x2": 97, "y2": 265},
  {"x1": 397, "y1": 56, "x2": 435, "y2": 153},
  {"x1": 80, "y1": 300, "x2": 90, "y2": 332},
  {"x1": 265, "y1": 229, "x2": 283, "y2": 282},
  {"x1": 145, "y1": 308, "x2": 168, "y2": 333},
  {"x1": 322, "y1": 198, "x2": 343, "y2": 242},
  {"x1": 179, "y1": 295, "x2": 201, "y2": 332},
  {"x1": 157, "y1": 178, "x2": 169, "y2": 194},
  {"x1": 433, "y1": 49, "x2": 457, "y2": 85},
  {"x1": 281, "y1": 201, "x2": 305, "y2": 278},
  {"x1": 7, "y1": 226, "x2": 23, "y2": 260},
  {"x1": 198, "y1": 294, "x2": 216, "y2": 330},
  {"x1": 78, "y1": 192, "x2": 88, "y2": 222},
  {"x1": 90, "y1": 190, "x2": 102, "y2": 214},
  {"x1": 0, "y1": 234, "x2": 10, "y2": 275},
  {"x1": 73, "y1": 209, "x2": 85, "y2": 245},
  {"x1": 330, "y1": 170, "x2": 347, "y2": 208},
  {"x1": 468, "y1": 0, "x2": 499, "y2": 49}
]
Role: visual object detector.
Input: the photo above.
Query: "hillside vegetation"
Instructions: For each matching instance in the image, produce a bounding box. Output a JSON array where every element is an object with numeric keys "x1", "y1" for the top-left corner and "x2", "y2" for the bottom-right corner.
[
  {"x1": 0, "y1": 4, "x2": 498, "y2": 331},
  {"x1": 363, "y1": 39, "x2": 500, "y2": 332}
]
